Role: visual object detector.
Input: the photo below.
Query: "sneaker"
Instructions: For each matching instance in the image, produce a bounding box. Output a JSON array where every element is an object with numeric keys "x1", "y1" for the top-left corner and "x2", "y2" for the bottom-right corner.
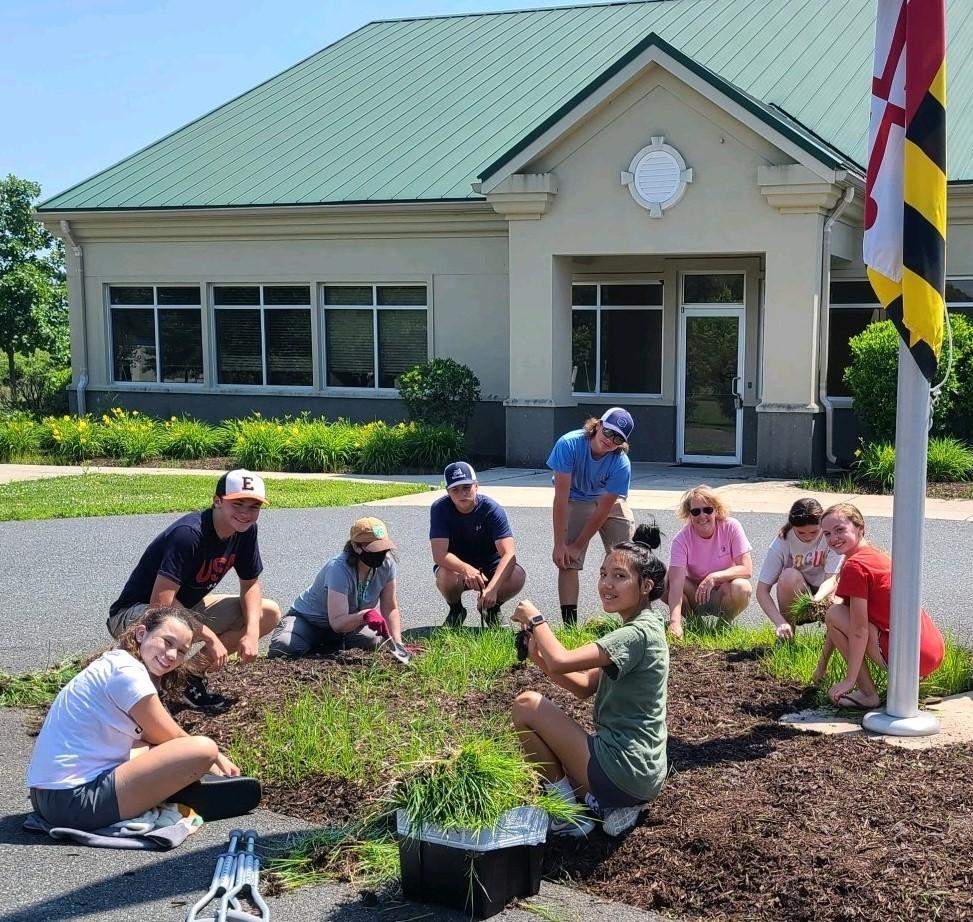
[
  {"x1": 180, "y1": 674, "x2": 231, "y2": 713},
  {"x1": 482, "y1": 606, "x2": 502, "y2": 629},
  {"x1": 549, "y1": 815, "x2": 595, "y2": 838},
  {"x1": 602, "y1": 804, "x2": 645, "y2": 837},
  {"x1": 444, "y1": 607, "x2": 467, "y2": 628}
]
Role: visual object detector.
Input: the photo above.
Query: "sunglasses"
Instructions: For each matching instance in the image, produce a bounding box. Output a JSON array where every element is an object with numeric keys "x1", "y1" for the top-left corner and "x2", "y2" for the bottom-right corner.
[
  {"x1": 689, "y1": 506, "x2": 714, "y2": 517},
  {"x1": 789, "y1": 514, "x2": 821, "y2": 526},
  {"x1": 601, "y1": 428, "x2": 625, "y2": 446}
]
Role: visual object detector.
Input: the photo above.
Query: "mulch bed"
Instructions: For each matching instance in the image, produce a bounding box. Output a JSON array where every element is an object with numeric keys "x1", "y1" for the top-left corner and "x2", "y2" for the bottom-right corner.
[{"x1": 178, "y1": 647, "x2": 973, "y2": 922}]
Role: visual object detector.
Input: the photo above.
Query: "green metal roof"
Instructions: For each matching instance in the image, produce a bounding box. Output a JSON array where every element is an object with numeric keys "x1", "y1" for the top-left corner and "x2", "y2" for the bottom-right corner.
[{"x1": 39, "y1": 0, "x2": 973, "y2": 211}]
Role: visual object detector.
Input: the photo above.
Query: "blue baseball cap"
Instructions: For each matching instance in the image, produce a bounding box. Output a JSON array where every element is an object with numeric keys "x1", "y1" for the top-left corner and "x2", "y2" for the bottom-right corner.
[
  {"x1": 600, "y1": 407, "x2": 634, "y2": 442},
  {"x1": 444, "y1": 461, "x2": 477, "y2": 488}
]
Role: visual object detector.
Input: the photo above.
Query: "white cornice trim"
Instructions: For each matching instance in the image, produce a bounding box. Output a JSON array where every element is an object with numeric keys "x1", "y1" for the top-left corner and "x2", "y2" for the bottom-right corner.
[{"x1": 484, "y1": 173, "x2": 558, "y2": 221}]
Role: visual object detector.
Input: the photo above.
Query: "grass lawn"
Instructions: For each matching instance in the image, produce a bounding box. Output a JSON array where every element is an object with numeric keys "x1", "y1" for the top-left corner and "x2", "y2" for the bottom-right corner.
[{"x1": 0, "y1": 473, "x2": 430, "y2": 521}]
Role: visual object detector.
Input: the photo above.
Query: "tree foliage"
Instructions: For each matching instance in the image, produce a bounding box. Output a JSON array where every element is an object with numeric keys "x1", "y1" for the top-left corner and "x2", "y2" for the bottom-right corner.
[
  {"x1": 0, "y1": 175, "x2": 68, "y2": 397},
  {"x1": 397, "y1": 358, "x2": 481, "y2": 433}
]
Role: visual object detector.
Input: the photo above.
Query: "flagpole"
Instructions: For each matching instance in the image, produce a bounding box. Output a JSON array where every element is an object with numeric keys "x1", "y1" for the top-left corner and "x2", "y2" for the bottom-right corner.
[{"x1": 862, "y1": 342, "x2": 939, "y2": 736}]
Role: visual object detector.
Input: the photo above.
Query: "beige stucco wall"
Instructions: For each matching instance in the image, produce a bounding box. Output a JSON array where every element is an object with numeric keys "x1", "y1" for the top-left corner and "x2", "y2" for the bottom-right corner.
[
  {"x1": 56, "y1": 218, "x2": 511, "y2": 399},
  {"x1": 503, "y1": 63, "x2": 831, "y2": 411}
]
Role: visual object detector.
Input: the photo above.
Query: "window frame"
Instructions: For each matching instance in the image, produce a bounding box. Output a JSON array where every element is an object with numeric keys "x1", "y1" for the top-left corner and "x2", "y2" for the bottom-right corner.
[
  {"x1": 212, "y1": 284, "x2": 315, "y2": 390},
  {"x1": 570, "y1": 280, "x2": 664, "y2": 399},
  {"x1": 320, "y1": 283, "x2": 430, "y2": 394},
  {"x1": 106, "y1": 284, "x2": 204, "y2": 386}
]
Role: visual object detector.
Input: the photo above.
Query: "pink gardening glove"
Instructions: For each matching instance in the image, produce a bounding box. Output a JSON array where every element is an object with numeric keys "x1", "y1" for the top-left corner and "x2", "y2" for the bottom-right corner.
[{"x1": 361, "y1": 608, "x2": 390, "y2": 638}]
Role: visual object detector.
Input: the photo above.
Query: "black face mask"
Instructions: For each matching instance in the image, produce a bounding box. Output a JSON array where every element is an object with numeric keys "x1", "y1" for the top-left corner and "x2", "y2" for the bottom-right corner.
[{"x1": 358, "y1": 548, "x2": 388, "y2": 569}]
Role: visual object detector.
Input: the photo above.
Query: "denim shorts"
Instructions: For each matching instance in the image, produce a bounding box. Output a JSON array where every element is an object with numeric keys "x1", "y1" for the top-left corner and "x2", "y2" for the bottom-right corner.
[
  {"x1": 30, "y1": 768, "x2": 121, "y2": 831},
  {"x1": 586, "y1": 737, "x2": 643, "y2": 809}
]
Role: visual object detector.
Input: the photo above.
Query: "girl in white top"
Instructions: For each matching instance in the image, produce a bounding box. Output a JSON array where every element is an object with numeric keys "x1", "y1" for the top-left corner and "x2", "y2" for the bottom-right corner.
[
  {"x1": 27, "y1": 606, "x2": 238, "y2": 830},
  {"x1": 755, "y1": 498, "x2": 842, "y2": 640}
]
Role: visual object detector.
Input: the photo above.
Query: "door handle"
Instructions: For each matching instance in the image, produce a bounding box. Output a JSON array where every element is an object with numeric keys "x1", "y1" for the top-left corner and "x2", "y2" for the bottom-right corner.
[{"x1": 731, "y1": 376, "x2": 743, "y2": 410}]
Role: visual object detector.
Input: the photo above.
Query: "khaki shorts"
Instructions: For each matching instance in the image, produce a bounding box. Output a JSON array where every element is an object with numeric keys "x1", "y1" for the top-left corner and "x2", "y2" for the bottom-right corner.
[
  {"x1": 106, "y1": 594, "x2": 245, "y2": 639},
  {"x1": 564, "y1": 498, "x2": 635, "y2": 569}
]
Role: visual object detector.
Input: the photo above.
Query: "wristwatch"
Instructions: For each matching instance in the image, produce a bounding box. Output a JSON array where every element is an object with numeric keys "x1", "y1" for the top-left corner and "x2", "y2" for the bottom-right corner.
[{"x1": 528, "y1": 613, "x2": 546, "y2": 628}]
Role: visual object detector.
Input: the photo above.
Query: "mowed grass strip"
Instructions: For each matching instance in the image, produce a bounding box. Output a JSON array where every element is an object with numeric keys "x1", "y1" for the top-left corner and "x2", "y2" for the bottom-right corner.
[{"x1": 0, "y1": 473, "x2": 429, "y2": 521}]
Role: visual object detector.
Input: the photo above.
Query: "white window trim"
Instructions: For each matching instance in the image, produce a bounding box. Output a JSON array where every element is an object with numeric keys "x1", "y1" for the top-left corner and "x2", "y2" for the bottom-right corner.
[
  {"x1": 212, "y1": 284, "x2": 315, "y2": 390},
  {"x1": 571, "y1": 280, "x2": 664, "y2": 398},
  {"x1": 106, "y1": 284, "x2": 204, "y2": 386},
  {"x1": 320, "y1": 283, "x2": 429, "y2": 394}
]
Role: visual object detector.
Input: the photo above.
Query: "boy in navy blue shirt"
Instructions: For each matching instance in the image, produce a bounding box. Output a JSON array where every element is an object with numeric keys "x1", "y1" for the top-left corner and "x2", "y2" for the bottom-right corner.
[
  {"x1": 548, "y1": 408, "x2": 636, "y2": 625},
  {"x1": 108, "y1": 469, "x2": 281, "y2": 711},
  {"x1": 430, "y1": 462, "x2": 525, "y2": 628}
]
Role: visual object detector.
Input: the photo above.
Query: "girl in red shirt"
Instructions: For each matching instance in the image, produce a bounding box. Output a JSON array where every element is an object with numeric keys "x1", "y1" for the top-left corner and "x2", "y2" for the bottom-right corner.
[{"x1": 818, "y1": 503, "x2": 945, "y2": 709}]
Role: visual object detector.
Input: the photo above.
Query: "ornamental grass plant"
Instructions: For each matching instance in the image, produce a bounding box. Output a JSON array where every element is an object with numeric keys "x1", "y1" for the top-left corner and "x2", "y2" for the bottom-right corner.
[
  {"x1": 98, "y1": 408, "x2": 166, "y2": 465},
  {"x1": 0, "y1": 412, "x2": 43, "y2": 462},
  {"x1": 162, "y1": 415, "x2": 231, "y2": 459}
]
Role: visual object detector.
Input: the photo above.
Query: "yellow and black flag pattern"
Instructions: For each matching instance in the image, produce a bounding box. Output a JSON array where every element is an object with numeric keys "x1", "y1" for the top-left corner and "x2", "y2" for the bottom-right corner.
[{"x1": 864, "y1": 0, "x2": 946, "y2": 383}]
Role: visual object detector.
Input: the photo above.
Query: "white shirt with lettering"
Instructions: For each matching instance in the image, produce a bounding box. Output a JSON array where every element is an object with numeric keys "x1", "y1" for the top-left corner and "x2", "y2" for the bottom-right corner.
[{"x1": 757, "y1": 530, "x2": 842, "y2": 590}]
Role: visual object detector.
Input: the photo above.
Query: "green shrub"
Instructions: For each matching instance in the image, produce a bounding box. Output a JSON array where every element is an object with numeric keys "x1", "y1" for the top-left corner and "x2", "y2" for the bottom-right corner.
[
  {"x1": 99, "y1": 408, "x2": 165, "y2": 465},
  {"x1": 855, "y1": 436, "x2": 973, "y2": 491},
  {"x1": 284, "y1": 416, "x2": 359, "y2": 472},
  {"x1": 42, "y1": 414, "x2": 102, "y2": 462},
  {"x1": 398, "y1": 422, "x2": 464, "y2": 470},
  {"x1": 844, "y1": 315, "x2": 973, "y2": 443},
  {"x1": 0, "y1": 411, "x2": 43, "y2": 462},
  {"x1": 356, "y1": 421, "x2": 406, "y2": 474},
  {"x1": 397, "y1": 358, "x2": 481, "y2": 433},
  {"x1": 227, "y1": 414, "x2": 288, "y2": 470},
  {"x1": 1, "y1": 351, "x2": 70, "y2": 416},
  {"x1": 162, "y1": 416, "x2": 229, "y2": 460},
  {"x1": 854, "y1": 441, "x2": 896, "y2": 491},
  {"x1": 926, "y1": 436, "x2": 973, "y2": 482}
]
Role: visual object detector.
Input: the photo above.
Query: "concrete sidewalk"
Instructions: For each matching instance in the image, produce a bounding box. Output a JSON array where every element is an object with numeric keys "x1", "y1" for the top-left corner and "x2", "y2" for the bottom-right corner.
[{"x1": 4, "y1": 461, "x2": 973, "y2": 520}]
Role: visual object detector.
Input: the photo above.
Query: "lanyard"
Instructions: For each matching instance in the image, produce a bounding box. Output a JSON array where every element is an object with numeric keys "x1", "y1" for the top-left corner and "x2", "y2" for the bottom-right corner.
[{"x1": 356, "y1": 569, "x2": 374, "y2": 610}]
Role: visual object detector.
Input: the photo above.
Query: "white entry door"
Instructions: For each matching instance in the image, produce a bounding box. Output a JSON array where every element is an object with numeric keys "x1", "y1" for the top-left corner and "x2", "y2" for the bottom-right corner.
[{"x1": 677, "y1": 306, "x2": 745, "y2": 464}]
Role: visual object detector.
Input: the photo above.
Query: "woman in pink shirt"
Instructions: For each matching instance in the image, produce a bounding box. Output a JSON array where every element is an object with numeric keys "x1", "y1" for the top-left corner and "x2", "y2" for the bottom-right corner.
[{"x1": 665, "y1": 485, "x2": 753, "y2": 638}]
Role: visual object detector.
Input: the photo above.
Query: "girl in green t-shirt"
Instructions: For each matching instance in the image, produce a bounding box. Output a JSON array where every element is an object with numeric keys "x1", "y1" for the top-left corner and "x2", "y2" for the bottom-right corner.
[{"x1": 511, "y1": 522, "x2": 669, "y2": 838}]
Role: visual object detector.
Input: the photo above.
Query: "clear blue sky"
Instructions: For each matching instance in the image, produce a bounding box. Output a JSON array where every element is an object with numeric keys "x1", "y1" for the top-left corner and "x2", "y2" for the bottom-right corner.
[{"x1": 2, "y1": 0, "x2": 596, "y2": 202}]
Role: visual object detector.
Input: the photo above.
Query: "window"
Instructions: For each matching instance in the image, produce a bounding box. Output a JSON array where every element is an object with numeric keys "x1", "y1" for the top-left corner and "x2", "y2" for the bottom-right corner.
[
  {"x1": 946, "y1": 277, "x2": 973, "y2": 319},
  {"x1": 322, "y1": 285, "x2": 427, "y2": 389},
  {"x1": 214, "y1": 285, "x2": 313, "y2": 387},
  {"x1": 109, "y1": 286, "x2": 203, "y2": 384},
  {"x1": 571, "y1": 282, "x2": 663, "y2": 395},
  {"x1": 827, "y1": 281, "x2": 882, "y2": 397}
]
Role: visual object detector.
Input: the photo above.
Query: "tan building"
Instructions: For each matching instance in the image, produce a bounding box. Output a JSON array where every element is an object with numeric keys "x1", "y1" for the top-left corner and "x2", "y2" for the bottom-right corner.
[{"x1": 36, "y1": 2, "x2": 973, "y2": 475}]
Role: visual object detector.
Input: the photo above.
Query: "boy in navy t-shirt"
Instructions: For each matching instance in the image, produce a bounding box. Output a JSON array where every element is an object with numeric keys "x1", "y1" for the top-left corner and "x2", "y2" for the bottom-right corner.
[
  {"x1": 107, "y1": 469, "x2": 281, "y2": 711},
  {"x1": 430, "y1": 462, "x2": 525, "y2": 628}
]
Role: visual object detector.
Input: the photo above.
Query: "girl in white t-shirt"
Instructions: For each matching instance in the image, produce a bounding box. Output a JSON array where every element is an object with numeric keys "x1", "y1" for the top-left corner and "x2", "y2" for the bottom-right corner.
[
  {"x1": 755, "y1": 498, "x2": 842, "y2": 641},
  {"x1": 27, "y1": 607, "x2": 239, "y2": 830}
]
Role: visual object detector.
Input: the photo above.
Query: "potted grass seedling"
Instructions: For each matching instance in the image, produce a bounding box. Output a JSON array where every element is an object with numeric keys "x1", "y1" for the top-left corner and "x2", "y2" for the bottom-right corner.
[{"x1": 392, "y1": 737, "x2": 584, "y2": 919}]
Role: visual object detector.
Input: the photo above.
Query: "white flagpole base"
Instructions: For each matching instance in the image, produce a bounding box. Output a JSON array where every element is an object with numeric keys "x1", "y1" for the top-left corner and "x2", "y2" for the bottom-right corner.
[{"x1": 862, "y1": 709, "x2": 940, "y2": 737}]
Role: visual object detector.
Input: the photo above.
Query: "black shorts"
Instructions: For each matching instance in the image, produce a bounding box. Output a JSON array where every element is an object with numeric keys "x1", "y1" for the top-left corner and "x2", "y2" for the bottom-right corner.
[{"x1": 586, "y1": 737, "x2": 644, "y2": 809}]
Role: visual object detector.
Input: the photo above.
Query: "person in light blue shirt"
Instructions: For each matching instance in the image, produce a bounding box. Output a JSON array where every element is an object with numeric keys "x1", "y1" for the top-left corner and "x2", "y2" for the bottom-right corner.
[{"x1": 547, "y1": 408, "x2": 635, "y2": 625}]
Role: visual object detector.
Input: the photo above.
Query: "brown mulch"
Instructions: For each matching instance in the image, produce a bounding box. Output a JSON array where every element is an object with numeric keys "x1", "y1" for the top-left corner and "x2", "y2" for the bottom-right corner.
[{"x1": 177, "y1": 648, "x2": 973, "y2": 922}]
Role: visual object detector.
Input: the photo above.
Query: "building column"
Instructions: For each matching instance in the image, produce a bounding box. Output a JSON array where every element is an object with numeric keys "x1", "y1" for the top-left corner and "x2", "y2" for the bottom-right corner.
[
  {"x1": 756, "y1": 166, "x2": 845, "y2": 477},
  {"x1": 504, "y1": 243, "x2": 575, "y2": 467}
]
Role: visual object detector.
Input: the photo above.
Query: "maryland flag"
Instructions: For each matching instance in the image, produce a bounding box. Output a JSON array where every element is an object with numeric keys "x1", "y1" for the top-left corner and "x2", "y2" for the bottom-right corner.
[{"x1": 863, "y1": 0, "x2": 946, "y2": 382}]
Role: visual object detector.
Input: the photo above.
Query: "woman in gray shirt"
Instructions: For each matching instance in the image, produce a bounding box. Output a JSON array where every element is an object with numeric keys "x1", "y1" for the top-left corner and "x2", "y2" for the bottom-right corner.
[{"x1": 268, "y1": 517, "x2": 404, "y2": 658}]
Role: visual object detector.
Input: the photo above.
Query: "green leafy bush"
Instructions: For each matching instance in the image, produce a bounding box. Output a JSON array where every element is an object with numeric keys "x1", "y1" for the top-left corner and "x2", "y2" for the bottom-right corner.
[
  {"x1": 854, "y1": 441, "x2": 896, "y2": 491},
  {"x1": 927, "y1": 436, "x2": 973, "y2": 482},
  {"x1": 844, "y1": 315, "x2": 973, "y2": 442},
  {"x1": 0, "y1": 411, "x2": 43, "y2": 462},
  {"x1": 284, "y1": 416, "x2": 359, "y2": 472},
  {"x1": 162, "y1": 416, "x2": 229, "y2": 460},
  {"x1": 226, "y1": 414, "x2": 288, "y2": 471},
  {"x1": 397, "y1": 358, "x2": 480, "y2": 433},
  {"x1": 99, "y1": 408, "x2": 165, "y2": 465},
  {"x1": 398, "y1": 422, "x2": 464, "y2": 470},
  {"x1": 41, "y1": 414, "x2": 102, "y2": 462},
  {"x1": 357, "y1": 421, "x2": 406, "y2": 474}
]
